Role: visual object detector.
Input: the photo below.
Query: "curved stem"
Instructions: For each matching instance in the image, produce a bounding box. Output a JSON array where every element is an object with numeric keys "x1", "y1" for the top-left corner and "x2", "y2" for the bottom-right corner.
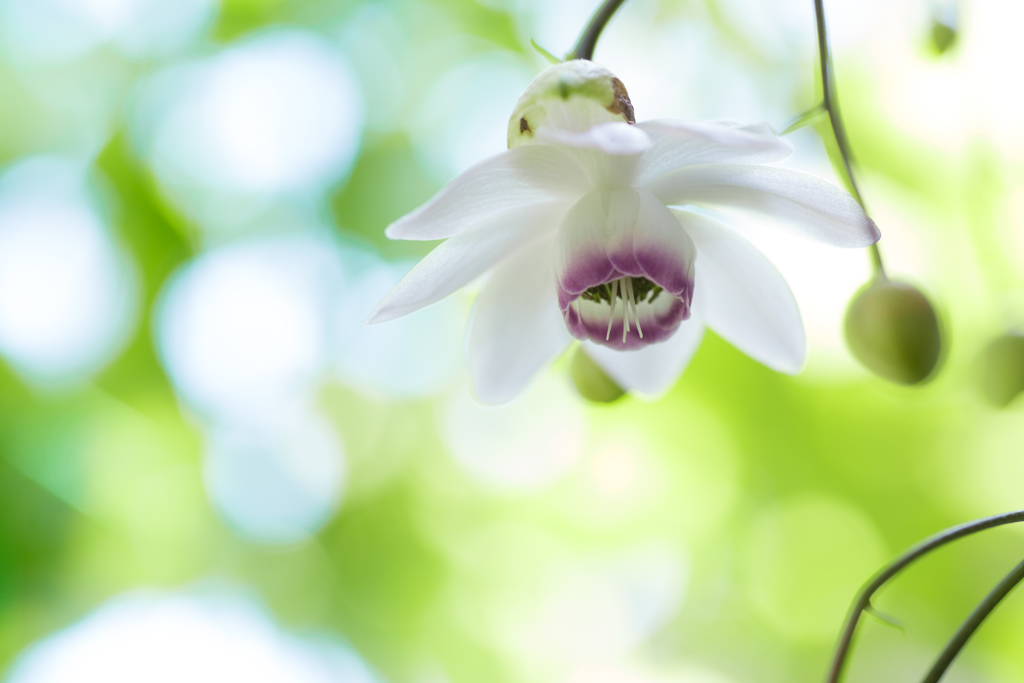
[
  {"x1": 921, "y1": 555, "x2": 1024, "y2": 683},
  {"x1": 569, "y1": 0, "x2": 629, "y2": 61},
  {"x1": 813, "y1": 0, "x2": 886, "y2": 278},
  {"x1": 826, "y1": 509, "x2": 1024, "y2": 683}
]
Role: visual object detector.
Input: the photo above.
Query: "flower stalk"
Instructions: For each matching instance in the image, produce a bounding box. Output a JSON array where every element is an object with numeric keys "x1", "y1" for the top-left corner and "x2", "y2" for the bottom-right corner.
[
  {"x1": 813, "y1": 0, "x2": 886, "y2": 278},
  {"x1": 569, "y1": 0, "x2": 629, "y2": 61},
  {"x1": 826, "y1": 509, "x2": 1024, "y2": 683},
  {"x1": 921, "y1": 554, "x2": 1024, "y2": 682}
]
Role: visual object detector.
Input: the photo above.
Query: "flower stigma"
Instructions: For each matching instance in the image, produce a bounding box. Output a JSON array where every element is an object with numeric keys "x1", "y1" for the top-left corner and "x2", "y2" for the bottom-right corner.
[{"x1": 579, "y1": 276, "x2": 661, "y2": 342}]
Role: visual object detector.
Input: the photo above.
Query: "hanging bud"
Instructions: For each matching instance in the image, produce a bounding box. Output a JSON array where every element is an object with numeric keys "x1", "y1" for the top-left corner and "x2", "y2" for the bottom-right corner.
[
  {"x1": 928, "y1": 1, "x2": 958, "y2": 55},
  {"x1": 979, "y1": 333, "x2": 1024, "y2": 407},
  {"x1": 844, "y1": 279, "x2": 942, "y2": 385},
  {"x1": 507, "y1": 59, "x2": 634, "y2": 149},
  {"x1": 570, "y1": 346, "x2": 625, "y2": 403},
  {"x1": 930, "y1": 20, "x2": 956, "y2": 54}
]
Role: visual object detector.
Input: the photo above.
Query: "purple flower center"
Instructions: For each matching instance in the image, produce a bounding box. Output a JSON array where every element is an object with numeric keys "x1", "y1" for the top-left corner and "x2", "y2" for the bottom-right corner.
[{"x1": 580, "y1": 276, "x2": 662, "y2": 344}]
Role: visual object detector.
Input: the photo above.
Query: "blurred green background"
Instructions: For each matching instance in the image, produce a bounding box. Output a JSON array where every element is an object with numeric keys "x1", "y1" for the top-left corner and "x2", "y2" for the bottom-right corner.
[{"x1": 1, "y1": 0, "x2": 1023, "y2": 681}]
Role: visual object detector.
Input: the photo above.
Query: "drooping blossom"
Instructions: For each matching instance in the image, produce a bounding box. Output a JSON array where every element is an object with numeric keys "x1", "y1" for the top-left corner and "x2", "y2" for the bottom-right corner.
[{"x1": 368, "y1": 60, "x2": 879, "y2": 404}]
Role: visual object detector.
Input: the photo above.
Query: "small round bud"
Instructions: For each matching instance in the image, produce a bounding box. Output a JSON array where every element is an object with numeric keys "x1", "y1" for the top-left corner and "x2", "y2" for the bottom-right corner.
[
  {"x1": 927, "y1": 1, "x2": 957, "y2": 56},
  {"x1": 930, "y1": 20, "x2": 956, "y2": 54},
  {"x1": 979, "y1": 333, "x2": 1024, "y2": 407},
  {"x1": 507, "y1": 60, "x2": 634, "y2": 149},
  {"x1": 570, "y1": 346, "x2": 624, "y2": 403},
  {"x1": 844, "y1": 279, "x2": 942, "y2": 385}
]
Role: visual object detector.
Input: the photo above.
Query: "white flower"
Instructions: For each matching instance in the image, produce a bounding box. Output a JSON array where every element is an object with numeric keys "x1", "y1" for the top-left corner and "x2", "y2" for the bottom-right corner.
[{"x1": 367, "y1": 61, "x2": 879, "y2": 404}]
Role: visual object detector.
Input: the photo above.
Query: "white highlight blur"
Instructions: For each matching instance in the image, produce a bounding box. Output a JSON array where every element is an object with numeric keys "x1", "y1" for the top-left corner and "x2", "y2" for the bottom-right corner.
[
  {"x1": 964, "y1": 0, "x2": 1024, "y2": 157},
  {"x1": 0, "y1": 0, "x2": 215, "y2": 64},
  {"x1": 333, "y1": 248, "x2": 462, "y2": 398},
  {"x1": 496, "y1": 543, "x2": 687, "y2": 663},
  {"x1": 339, "y1": 5, "x2": 408, "y2": 133},
  {"x1": 156, "y1": 237, "x2": 462, "y2": 425},
  {"x1": 156, "y1": 237, "x2": 461, "y2": 539},
  {"x1": 205, "y1": 412, "x2": 346, "y2": 544},
  {"x1": 442, "y1": 374, "x2": 586, "y2": 493},
  {"x1": 141, "y1": 30, "x2": 363, "y2": 195},
  {"x1": 565, "y1": 662, "x2": 737, "y2": 683},
  {"x1": 410, "y1": 52, "x2": 534, "y2": 182},
  {"x1": 4, "y1": 590, "x2": 380, "y2": 683},
  {"x1": 744, "y1": 223, "x2": 872, "y2": 376},
  {"x1": 0, "y1": 156, "x2": 137, "y2": 384},
  {"x1": 155, "y1": 235, "x2": 339, "y2": 425}
]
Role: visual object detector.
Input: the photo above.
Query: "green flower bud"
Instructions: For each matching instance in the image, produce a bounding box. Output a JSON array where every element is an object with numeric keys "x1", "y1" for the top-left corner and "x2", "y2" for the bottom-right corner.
[
  {"x1": 927, "y1": 1, "x2": 957, "y2": 55},
  {"x1": 507, "y1": 60, "x2": 634, "y2": 149},
  {"x1": 570, "y1": 346, "x2": 624, "y2": 403},
  {"x1": 844, "y1": 279, "x2": 942, "y2": 385},
  {"x1": 979, "y1": 333, "x2": 1024, "y2": 407},
  {"x1": 930, "y1": 20, "x2": 956, "y2": 54}
]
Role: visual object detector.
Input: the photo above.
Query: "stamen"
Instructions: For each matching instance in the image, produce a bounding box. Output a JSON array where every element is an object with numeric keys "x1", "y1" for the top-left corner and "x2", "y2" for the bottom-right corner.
[
  {"x1": 622, "y1": 278, "x2": 630, "y2": 343},
  {"x1": 626, "y1": 277, "x2": 643, "y2": 338},
  {"x1": 605, "y1": 278, "x2": 618, "y2": 341}
]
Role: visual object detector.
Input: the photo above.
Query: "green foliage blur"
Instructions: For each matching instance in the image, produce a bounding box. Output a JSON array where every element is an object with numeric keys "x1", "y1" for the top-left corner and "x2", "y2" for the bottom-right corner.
[{"x1": 1, "y1": 0, "x2": 1024, "y2": 682}]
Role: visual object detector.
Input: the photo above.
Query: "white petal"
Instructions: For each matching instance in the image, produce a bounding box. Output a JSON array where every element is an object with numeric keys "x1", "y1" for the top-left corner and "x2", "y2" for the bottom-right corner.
[
  {"x1": 645, "y1": 164, "x2": 879, "y2": 248},
  {"x1": 536, "y1": 122, "x2": 652, "y2": 156},
  {"x1": 583, "y1": 314, "x2": 705, "y2": 397},
  {"x1": 635, "y1": 120, "x2": 792, "y2": 185},
  {"x1": 553, "y1": 190, "x2": 626, "y2": 304},
  {"x1": 677, "y1": 210, "x2": 805, "y2": 373},
  {"x1": 468, "y1": 235, "x2": 571, "y2": 404},
  {"x1": 385, "y1": 145, "x2": 588, "y2": 241},
  {"x1": 367, "y1": 201, "x2": 570, "y2": 323},
  {"x1": 606, "y1": 190, "x2": 696, "y2": 298},
  {"x1": 527, "y1": 122, "x2": 647, "y2": 189}
]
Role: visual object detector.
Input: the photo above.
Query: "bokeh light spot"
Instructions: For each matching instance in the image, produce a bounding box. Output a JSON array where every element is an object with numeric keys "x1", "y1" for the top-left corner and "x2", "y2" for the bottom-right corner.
[
  {"x1": 0, "y1": 156, "x2": 137, "y2": 384},
  {"x1": 156, "y1": 235, "x2": 338, "y2": 424},
  {"x1": 565, "y1": 662, "x2": 738, "y2": 683},
  {"x1": 410, "y1": 53, "x2": 533, "y2": 182},
  {"x1": 332, "y1": 248, "x2": 462, "y2": 398},
  {"x1": 205, "y1": 412, "x2": 346, "y2": 545},
  {"x1": 493, "y1": 543, "x2": 688, "y2": 664},
  {"x1": 743, "y1": 494, "x2": 886, "y2": 642},
  {"x1": 0, "y1": 0, "x2": 215, "y2": 64},
  {"x1": 4, "y1": 590, "x2": 380, "y2": 683},
  {"x1": 141, "y1": 30, "x2": 363, "y2": 195},
  {"x1": 442, "y1": 374, "x2": 586, "y2": 493}
]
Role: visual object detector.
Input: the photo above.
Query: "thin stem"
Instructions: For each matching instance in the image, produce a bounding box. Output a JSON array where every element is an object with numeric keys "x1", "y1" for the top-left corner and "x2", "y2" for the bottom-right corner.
[
  {"x1": 921, "y1": 555, "x2": 1024, "y2": 683},
  {"x1": 813, "y1": 0, "x2": 886, "y2": 278},
  {"x1": 826, "y1": 509, "x2": 1024, "y2": 683},
  {"x1": 569, "y1": 0, "x2": 628, "y2": 61}
]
